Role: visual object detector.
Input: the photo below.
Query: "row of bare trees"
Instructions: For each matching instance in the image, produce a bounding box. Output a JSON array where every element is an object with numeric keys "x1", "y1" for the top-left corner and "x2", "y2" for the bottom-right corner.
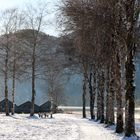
[
  {"x1": 0, "y1": 2, "x2": 65, "y2": 117},
  {"x1": 0, "y1": 8, "x2": 26, "y2": 116},
  {"x1": 59, "y1": 0, "x2": 140, "y2": 137}
]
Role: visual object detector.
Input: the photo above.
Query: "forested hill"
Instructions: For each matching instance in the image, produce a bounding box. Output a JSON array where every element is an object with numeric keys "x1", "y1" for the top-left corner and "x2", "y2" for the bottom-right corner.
[
  {"x1": 0, "y1": 29, "x2": 140, "y2": 107},
  {"x1": 0, "y1": 29, "x2": 83, "y2": 106}
]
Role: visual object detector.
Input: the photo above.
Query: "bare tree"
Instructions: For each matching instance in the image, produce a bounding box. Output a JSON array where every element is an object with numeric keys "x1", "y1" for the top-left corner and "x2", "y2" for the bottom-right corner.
[
  {"x1": 23, "y1": 1, "x2": 48, "y2": 116},
  {"x1": 45, "y1": 54, "x2": 66, "y2": 113},
  {"x1": 124, "y1": 0, "x2": 138, "y2": 136},
  {"x1": 8, "y1": 10, "x2": 25, "y2": 115},
  {"x1": 0, "y1": 8, "x2": 21, "y2": 116}
]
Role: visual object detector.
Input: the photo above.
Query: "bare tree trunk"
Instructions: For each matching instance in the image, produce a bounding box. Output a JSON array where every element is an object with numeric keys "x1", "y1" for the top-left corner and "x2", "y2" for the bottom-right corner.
[
  {"x1": 92, "y1": 70, "x2": 96, "y2": 120},
  {"x1": 125, "y1": 44, "x2": 135, "y2": 136},
  {"x1": 97, "y1": 72, "x2": 101, "y2": 121},
  {"x1": 124, "y1": 0, "x2": 136, "y2": 136},
  {"x1": 108, "y1": 64, "x2": 115, "y2": 125},
  {"x1": 105, "y1": 66, "x2": 109, "y2": 124},
  {"x1": 82, "y1": 76, "x2": 86, "y2": 118},
  {"x1": 99, "y1": 71, "x2": 105, "y2": 123},
  {"x1": 89, "y1": 64, "x2": 94, "y2": 120},
  {"x1": 115, "y1": 52, "x2": 123, "y2": 133},
  {"x1": 30, "y1": 45, "x2": 36, "y2": 116},
  {"x1": 97, "y1": 70, "x2": 104, "y2": 122},
  {"x1": 5, "y1": 51, "x2": 9, "y2": 116},
  {"x1": 82, "y1": 61, "x2": 88, "y2": 118},
  {"x1": 11, "y1": 58, "x2": 16, "y2": 115}
]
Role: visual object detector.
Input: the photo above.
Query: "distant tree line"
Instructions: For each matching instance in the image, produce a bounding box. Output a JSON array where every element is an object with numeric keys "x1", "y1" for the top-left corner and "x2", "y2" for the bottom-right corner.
[{"x1": 59, "y1": 0, "x2": 140, "y2": 137}]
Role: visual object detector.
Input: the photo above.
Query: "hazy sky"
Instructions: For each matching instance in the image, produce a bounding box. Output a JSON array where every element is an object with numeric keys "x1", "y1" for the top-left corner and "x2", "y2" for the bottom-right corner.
[{"x1": 0, "y1": 0, "x2": 60, "y2": 36}]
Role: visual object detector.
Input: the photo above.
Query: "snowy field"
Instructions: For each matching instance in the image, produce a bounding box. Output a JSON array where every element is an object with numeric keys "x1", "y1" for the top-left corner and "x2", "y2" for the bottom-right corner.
[{"x1": 0, "y1": 113, "x2": 139, "y2": 140}]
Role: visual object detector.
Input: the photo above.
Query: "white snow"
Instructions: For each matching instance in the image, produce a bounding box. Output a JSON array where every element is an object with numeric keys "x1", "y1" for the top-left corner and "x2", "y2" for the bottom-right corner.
[{"x1": 0, "y1": 113, "x2": 139, "y2": 140}]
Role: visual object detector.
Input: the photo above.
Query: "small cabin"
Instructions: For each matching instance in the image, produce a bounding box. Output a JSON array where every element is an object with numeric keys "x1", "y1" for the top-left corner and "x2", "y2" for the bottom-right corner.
[
  {"x1": 39, "y1": 101, "x2": 51, "y2": 112},
  {"x1": 15, "y1": 101, "x2": 40, "y2": 113},
  {"x1": 0, "y1": 99, "x2": 13, "y2": 112}
]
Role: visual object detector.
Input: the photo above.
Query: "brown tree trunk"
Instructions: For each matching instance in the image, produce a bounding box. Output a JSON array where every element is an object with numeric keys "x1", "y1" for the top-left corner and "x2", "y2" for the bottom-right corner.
[
  {"x1": 108, "y1": 64, "x2": 115, "y2": 125},
  {"x1": 97, "y1": 72, "x2": 101, "y2": 121},
  {"x1": 115, "y1": 52, "x2": 123, "y2": 133},
  {"x1": 92, "y1": 70, "x2": 96, "y2": 120},
  {"x1": 89, "y1": 64, "x2": 94, "y2": 120},
  {"x1": 5, "y1": 51, "x2": 9, "y2": 116},
  {"x1": 105, "y1": 66, "x2": 110, "y2": 124},
  {"x1": 125, "y1": 43, "x2": 135, "y2": 137},
  {"x1": 97, "y1": 71, "x2": 105, "y2": 122},
  {"x1": 124, "y1": 0, "x2": 136, "y2": 136},
  {"x1": 11, "y1": 58, "x2": 16, "y2": 115},
  {"x1": 82, "y1": 75, "x2": 86, "y2": 118},
  {"x1": 30, "y1": 45, "x2": 36, "y2": 116},
  {"x1": 99, "y1": 71, "x2": 105, "y2": 123},
  {"x1": 125, "y1": 46, "x2": 135, "y2": 137},
  {"x1": 82, "y1": 61, "x2": 88, "y2": 118}
]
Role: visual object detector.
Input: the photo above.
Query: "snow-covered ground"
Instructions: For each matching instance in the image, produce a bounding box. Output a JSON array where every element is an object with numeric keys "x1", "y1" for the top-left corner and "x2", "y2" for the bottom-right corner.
[{"x1": 0, "y1": 113, "x2": 139, "y2": 140}]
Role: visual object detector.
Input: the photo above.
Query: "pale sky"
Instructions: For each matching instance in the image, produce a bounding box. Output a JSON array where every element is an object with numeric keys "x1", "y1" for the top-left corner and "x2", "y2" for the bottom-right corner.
[{"x1": 0, "y1": 0, "x2": 60, "y2": 36}]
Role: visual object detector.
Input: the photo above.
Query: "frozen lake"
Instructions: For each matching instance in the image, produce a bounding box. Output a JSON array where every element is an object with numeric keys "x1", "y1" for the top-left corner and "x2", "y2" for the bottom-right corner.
[{"x1": 58, "y1": 106, "x2": 140, "y2": 120}]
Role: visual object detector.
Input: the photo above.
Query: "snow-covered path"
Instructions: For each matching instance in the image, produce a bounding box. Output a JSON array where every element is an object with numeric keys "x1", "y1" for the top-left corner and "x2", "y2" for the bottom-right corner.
[
  {"x1": 0, "y1": 113, "x2": 138, "y2": 140},
  {"x1": 77, "y1": 120, "x2": 119, "y2": 140}
]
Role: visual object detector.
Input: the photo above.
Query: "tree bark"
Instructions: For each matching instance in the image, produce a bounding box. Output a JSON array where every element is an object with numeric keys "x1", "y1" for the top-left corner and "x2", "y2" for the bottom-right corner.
[
  {"x1": 82, "y1": 76, "x2": 86, "y2": 118},
  {"x1": 97, "y1": 72, "x2": 101, "y2": 121},
  {"x1": 105, "y1": 66, "x2": 110, "y2": 124},
  {"x1": 11, "y1": 58, "x2": 16, "y2": 115},
  {"x1": 125, "y1": 43, "x2": 135, "y2": 136},
  {"x1": 92, "y1": 70, "x2": 96, "y2": 120},
  {"x1": 115, "y1": 52, "x2": 123, "y2": 133},
  {"x1": 124, "y1": 0, "x2": 136, "y2": 136},
  {"x1": 125, "y1": 46, "x2": 135, "y2": 137},
  {"x1": 30, "y1": 45, "x2": 36, "y2": 116},
  {"x1": 108, "y1": 64, "x2": 115, "y2": 125},
  {"x1": 99, "y1": 71, "x2": 105, "y2": 123},
  {"x1": 5, "y1": 50, "x2": 9, "y2": 116},
  {"x1": 82, "y1": 61, "x2": 88, "y2": 118},
  {"x1": 89, "y1": 64, "x2": 94, "y2": 120},
  {"x1": 97, "y1": 71, "x2": 105, "y2": 122}
]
